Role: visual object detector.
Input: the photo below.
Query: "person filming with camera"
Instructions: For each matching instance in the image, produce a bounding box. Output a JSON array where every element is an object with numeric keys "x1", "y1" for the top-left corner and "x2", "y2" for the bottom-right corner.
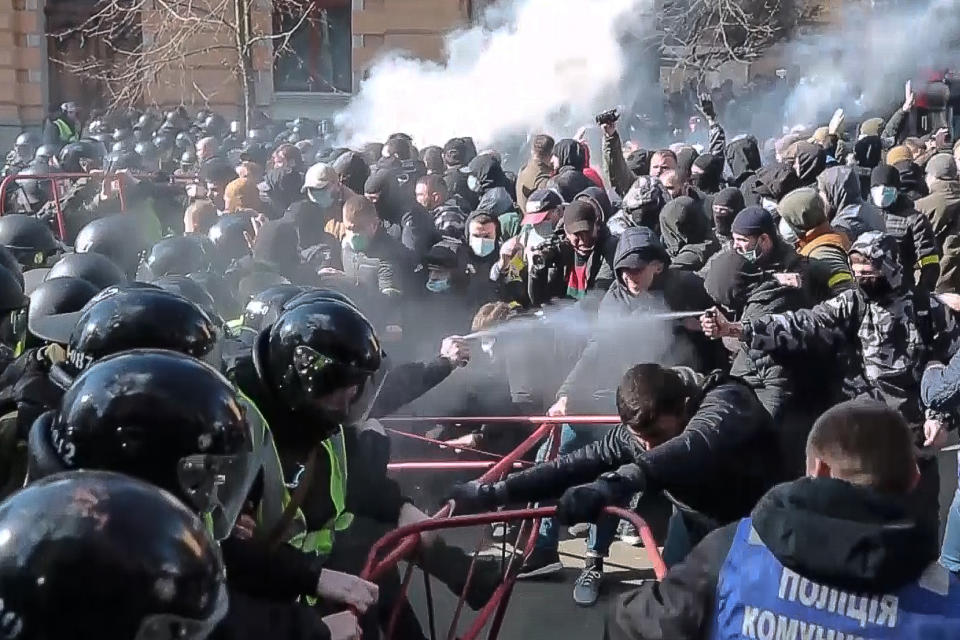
[{"x1": 527, "y1": 197, "x2": 618, "y2": 307}]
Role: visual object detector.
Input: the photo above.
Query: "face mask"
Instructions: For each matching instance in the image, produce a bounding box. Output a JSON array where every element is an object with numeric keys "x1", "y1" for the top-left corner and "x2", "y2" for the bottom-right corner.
[
  {"x1": 426, "y1": 277, "x2": 451, "y2": 293},
  {"x1": 480, "y1": 338, "x2": 495, "y2": 356},
  {"x1": 870, "y1": 185, "x2": 897, "y2": 208},
  {"x1": 857, "y1": 276, "x2": 891, "y2": 299},
  {"x1": 307, "y1": 187, "x2": 335, "y2": 209},
  {"x1": 469, "y1": 236, "x2": 496, "y2": 257},
  {"x1": 737, "y1": 244, "x2": 761, "y2": 263},
  {"x1": 343, "y1": 232, "x2": 368, "y2": 253},
  {"x1": 467, "y1": 174, "x2": 481, "y2": 193}
]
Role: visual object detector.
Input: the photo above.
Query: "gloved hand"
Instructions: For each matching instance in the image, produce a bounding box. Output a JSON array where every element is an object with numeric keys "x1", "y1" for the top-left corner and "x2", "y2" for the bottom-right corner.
[
  {"x1": 447, "y1": 480, "x2": 504, "y2": 515},
  {"x1": 321, "y1": 611, "x2": 361, "y2": 640},
  {"x1": 556, "y1": 480, "x2": 616, "y2": 526}
]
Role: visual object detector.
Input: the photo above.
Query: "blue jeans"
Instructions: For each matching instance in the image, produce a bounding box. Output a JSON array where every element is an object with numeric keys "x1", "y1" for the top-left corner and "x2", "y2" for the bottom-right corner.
[
  {"x1": 533, "y1": 423, "x2": 619, "y2": 557},
  {"x1": 941, "y1": 486, "x2": 960, "y2": 573}
]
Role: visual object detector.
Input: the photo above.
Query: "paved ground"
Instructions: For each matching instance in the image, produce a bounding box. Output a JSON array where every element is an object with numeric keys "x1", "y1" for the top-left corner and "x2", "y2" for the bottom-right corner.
[{"x1": 390, "y1": 439, "x2": 959, "y2": 640}]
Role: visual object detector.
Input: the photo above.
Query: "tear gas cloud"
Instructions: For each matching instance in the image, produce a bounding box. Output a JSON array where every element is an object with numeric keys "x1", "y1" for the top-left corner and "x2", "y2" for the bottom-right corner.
[
  {"x1": 335, "y1": 0, "x2": 657, "y2": 154},
  {"x1": 754, "y1": 0, "x2": 960, "y2": 133}
]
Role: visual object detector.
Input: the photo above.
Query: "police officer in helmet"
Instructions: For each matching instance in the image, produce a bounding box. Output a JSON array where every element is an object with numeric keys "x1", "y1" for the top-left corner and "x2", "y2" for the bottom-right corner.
[
  {"x1": 0, "y1": 470, "x2": 227, "y2": 640},
  {"x1": 606, "y1": 399, "x2": 960, "y2": 639},
  {"x1": 0, "y1": 214, "x2": 61, "y2": 268}
]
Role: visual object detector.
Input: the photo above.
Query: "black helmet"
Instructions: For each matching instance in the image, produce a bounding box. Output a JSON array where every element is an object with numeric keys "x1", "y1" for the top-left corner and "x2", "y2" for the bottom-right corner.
[
  {"x1": 207, "y1": 215, "x2": 253, "y2": 266},
  {"x1": 34, "y1": 143, "x2": 60, "y2": 163},
  {"x1": 143, "y1": 235, "x2": 211, "y2": 279},
  {"x1": 26, "y1": 276, "x2": 98, "y2": 344},
  {"x1": 288, "y1": 117, "x2": 319, "y2": 139},
  {"x1": 246, "y1": 128, "x2": 270, "y2": 144},
  {"x1": 181, "y1": 148, "x2": 198, "y2": 167},
  {"x1": 237, "y1": 270, "x2": 291, "y2": 304},
  {"x1": 263, "y1": 300, "x2": 382, "y2": 436},
  {"x1": 0, "y1": 470, "x2": 227, "y2": 640},
  {"x1": 0, "y1": 265, "x2": 27, "y2": 349},
  {"x1": 57, "y1": 140, "x2": 104, "y2": 173},
  {"x1": 284, "y1": 288, "x2": 360, "y2": 312},
  {"x1": 29, "y1": 350, "x2": 255, "y2": 539},
  {"x1": 104, "y1": 149, "x2": 141, "y2": 171},
  {"x1": 238, "y1": 141, "x2": 268, "y2": 166},
  {"x1": 14, "y1": 131, "x2": 38, "y2": 151},
  {"x1": 242, "y1": 284, "x2": 304, "y2": 332},
  {"x1": 46, "y1": 251, "x2": 126, "y2": 289},
  {"x1": 203, "y1": 113, "x2": 227, "y2": 138},
  {"x1": 176, "y1": 131, "x2": 195, "y2": 151},
  {"x1": 134, "y1": 139, "x2": 158, "y2": 160},
  {"x1": 152, "y1": 275, "x2": 221, "y2": 324},
  {"x1": 187, "y1": 270, "x2": 239, "y2": 320},
  {"x1": 12, "y1": 161, "x2": 51, "y2": 208},
  {"x1": 0, "y1": 214, "x2": 60, "y2": 267},
  {"x1": 0, "y1": 245, "x2": 24, "y2": 289},
  {"x1": 74, "y1": 214, "x2": 149, "y2": 279},
  {"x1": 56, "y1": 285, "x2": 221, "y2": 374}
]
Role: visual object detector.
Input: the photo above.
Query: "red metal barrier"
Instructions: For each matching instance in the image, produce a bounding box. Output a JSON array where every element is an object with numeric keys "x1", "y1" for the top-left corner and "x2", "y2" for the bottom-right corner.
[
  {"x1": 361, "y1": 506, "x2": 665, "y2": 640},
  {"x1": 380, "y1": 415, "x2": 620, "y2": 425}
]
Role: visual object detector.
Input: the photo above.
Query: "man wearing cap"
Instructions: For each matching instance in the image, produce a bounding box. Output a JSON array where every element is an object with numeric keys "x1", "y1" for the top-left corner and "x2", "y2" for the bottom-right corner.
[
  {"x1": 777, "y1": 188, "x2": 855, "y2": 301},
  {"x1": 916, "y1": 153, "x2": 960, "y2": 293},
  {"x1": 300, "y1": 162, "x2": 354, "y2": 241},
  {"x1": 729, "y1": 206, "x2": 806, "y2": 280},
  {"x1": 527, "y1": 198, "x2": 617, "y2": 308}
]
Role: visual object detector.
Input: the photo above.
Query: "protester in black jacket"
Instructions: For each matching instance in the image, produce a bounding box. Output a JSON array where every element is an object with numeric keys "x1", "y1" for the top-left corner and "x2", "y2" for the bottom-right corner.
[
  {"x1": 659, "y1": 196, "x2": 719, "y2": 272},
  {"x1": 605, "y1": 399, "x2": 953, "y2": 640},
  {"x1": 453, "y1": 364, "x2": 783, "y2": 566},
  {"x1": 548, "y1": 138, "x2": 595, "y2": 202},
  {"x1": 363, "y1": 169, "x2": 438, "y2": 257},
  {"x1": 527, "y1": 200, "x2": 617, "y2": 307}
]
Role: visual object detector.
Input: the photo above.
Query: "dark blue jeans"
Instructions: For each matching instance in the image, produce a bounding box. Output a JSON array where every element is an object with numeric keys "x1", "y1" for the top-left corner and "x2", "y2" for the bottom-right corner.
[
  {"x1": 941, "y1": 482, "x2": 960, "y2": 573},
  {"x1": 533, "y1": 423, "x2": 619, "y2": 557}
]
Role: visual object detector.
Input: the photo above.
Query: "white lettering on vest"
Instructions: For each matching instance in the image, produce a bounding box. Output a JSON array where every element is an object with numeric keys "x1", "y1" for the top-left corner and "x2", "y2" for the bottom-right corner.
[
  {"x1": 779, "y1": 568, "x2": 800, "y2": 601},
  {"x1": 875, "y1": 594, "x2": 898, "y2": 628},
  {"x1": 743, "y1": 606, "x2": 760, "y2": 636}
]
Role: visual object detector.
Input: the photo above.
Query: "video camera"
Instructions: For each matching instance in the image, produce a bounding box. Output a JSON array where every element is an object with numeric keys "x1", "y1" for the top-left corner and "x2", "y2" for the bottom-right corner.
[
  {"x1": 595, "y1": 109, "x2": 620, "y2": 127},
  {"x1": 530, "y1": 234, "x2": 568, "y2": 269}
]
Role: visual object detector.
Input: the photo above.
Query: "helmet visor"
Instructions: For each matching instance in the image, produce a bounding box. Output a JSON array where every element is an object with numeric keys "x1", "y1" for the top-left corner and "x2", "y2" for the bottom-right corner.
[
  {"x1": 134, "y1": 580, "x2": 228, "y2": 640},
  {"x1": 177, "y1": 450, "x2": 260, "y2": 541}
]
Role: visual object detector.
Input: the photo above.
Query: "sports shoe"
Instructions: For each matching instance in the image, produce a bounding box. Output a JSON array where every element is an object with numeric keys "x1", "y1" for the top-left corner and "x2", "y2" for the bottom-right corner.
[
  {"x1": 516, "y1": 547, "x2": 563, "y2": 579},
  {"x1": 572, "y1": 557, "x2": 603, "y2": 606},
  {"x1": 461, "y1": 558, "x2": 504, "y2": 610},
  {"x1": 617, "y1": 519, "x2": 642, "y2": 546}
]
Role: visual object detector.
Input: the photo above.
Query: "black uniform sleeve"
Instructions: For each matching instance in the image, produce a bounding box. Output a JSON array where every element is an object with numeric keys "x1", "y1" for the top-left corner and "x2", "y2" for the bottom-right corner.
[
  {"x1": 347, "y1": 423, "x2": 412, "y2": 524},
  {"x1": 501, "y1": 425, "x2": 635, "y2": 503},
  {"x1": 604, "y1": 523, "x2": 736, "y2": 640},
  {"x1": 219, "y1": 537, "x2": 322, "y2": 601},
  {"x1": 212, "y1": 588, "x2": 331, "y2": 640},
  {"x1": 369, "y1": 357, "x2": 455, "y2": 419}
]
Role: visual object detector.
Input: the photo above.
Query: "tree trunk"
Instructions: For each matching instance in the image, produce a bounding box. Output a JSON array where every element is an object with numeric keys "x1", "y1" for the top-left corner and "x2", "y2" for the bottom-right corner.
[{"x1": 233, "y1": 0, "x2": 256, "y2": 132}]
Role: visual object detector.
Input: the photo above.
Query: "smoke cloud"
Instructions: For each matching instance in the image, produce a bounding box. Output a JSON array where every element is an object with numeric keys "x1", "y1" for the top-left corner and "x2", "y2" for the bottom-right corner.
[
  {"x1": 335, "y1": 0, "x2": 656, "y2": 152},
  {"x1": 772, "y1": 0, "x2": 960, "y2": 129}
]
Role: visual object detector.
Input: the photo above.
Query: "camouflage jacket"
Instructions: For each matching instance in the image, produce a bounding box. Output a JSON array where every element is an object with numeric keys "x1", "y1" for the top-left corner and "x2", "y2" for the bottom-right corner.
[{"x1": 741, "y1": 287, "x2": 960, "y2": 424}]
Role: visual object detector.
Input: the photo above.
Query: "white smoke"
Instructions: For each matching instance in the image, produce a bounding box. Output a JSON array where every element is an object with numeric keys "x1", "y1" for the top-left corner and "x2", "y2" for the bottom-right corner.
[
  {"x1": 777, "y1": 0, "x2": 960, "y2": 128},
  {"x1": 335, "y1": 0, "x2": 655, "y2": 150}
]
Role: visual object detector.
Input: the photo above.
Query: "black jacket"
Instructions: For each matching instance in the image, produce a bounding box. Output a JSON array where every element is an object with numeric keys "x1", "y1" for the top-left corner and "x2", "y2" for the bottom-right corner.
[
  {"x1": 659, "y1": 196, "x2": 719, "y2": 272},
  {"x1": 606, "y1": 477, "x2": 939, "y2": 640},
  {"x1": 548, "y1": 139, "x2": 594, "y2": 202},
  {"x1": 527, "y1": 225, "x2": 617, "y2": 308},
  {"x1": 504, "y1": 371, "x2": 783, "y2": 531},
  {"x1": 879, "y1": 194, "x2": 940, "y2": 292}
]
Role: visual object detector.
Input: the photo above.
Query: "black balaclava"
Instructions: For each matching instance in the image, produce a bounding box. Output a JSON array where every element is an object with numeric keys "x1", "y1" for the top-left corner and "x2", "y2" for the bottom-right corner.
[
  {"x1": 333, "y1": 151, "x2": 371, "y2": 195},
  {"x1": 691, "y1": 153, "x2": 724, "y2": 193},
  {"x1": 794, "y1": 142, "x2": 826, "y2": 186},
  {"x1": 712, "y1": 187, "x2": 745, "y2": 238},
  {"x1": 364, "y1": 169, "x2": 402, "y2": 223},
  {"x1": 703, "y1": 249, "x2": 764, "y2": 317},
  {"x1": 659, "y1": 196, "x2": 712, "y2": 256},
  {"x1": 854, "y1": 136, "x2": 882, "y2": 169}
]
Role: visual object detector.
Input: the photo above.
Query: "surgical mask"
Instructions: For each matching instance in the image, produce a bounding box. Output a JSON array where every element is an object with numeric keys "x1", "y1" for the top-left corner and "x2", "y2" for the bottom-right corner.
[
  {"x1": 870, "y1": 185, "x2": 897, "y2": 209},
  {"x1": 342, "y1": 232, "x2": 368, "y2": 253},
  {"x1": 737, "y1": 243, "x2": 761, "y2": 263},
  {"x1": 778, "y1": 218, "x2": 799, "y2": 246},
  {"x1": 469, "y1": 236, "x2": 496, "y2": 257},
  {"x1": 480, "y1": 338, "x2": 496, "y2": 356},
  {"x1": 307, "y1": 187, "x2": 335, "y2": 208},
  {"x1": 426, "y1": 277, "x2": 451, "y2": 293}
]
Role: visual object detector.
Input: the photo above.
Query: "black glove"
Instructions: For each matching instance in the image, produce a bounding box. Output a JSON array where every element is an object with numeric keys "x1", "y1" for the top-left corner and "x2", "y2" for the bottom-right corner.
[
  {"x1": 447, "y1": 480, "x2": 505, "y2": 515},
  {"x1": 698, "y1": 94, "x2": 716, "y2": 120},
  {"x1": 556, "y1": 480, "x2": 615, "y2": 525}
]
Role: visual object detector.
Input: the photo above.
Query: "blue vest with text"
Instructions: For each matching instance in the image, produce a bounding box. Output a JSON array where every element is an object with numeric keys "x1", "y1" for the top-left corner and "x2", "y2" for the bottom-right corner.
[{"x1": 709, "y1": 518, "x2": 960, "y2": 639}]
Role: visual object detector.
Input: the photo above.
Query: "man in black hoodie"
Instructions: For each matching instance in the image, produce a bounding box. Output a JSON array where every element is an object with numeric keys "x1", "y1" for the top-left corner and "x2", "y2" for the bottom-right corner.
[
  {"x1": 548, "y1": 138, "x2": 595, "y2": 202},
  {"x1": 606, "y1": 399, "x2": 960, "y2": 640},
  {"x1": 363, "y1": 169, "x2": 438, "y2": 258}
]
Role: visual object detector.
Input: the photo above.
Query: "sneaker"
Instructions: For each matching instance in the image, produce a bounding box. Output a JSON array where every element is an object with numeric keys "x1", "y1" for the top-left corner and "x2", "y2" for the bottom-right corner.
[
  {"x1": 572, "y1": 558, "x2": 604, "y2": 606},
  {"x1": 617, "y1": 520, "x2": 642, "y2": 546},
  {"x1": 461, "y1": 558, "x2": 504, "y2": 610},
  {"x1": 516, "y1": 547, "x2": 563, "y2": 579},
  {"x1": 567, "y1": 522, "x2": 591, "y2": 537}
]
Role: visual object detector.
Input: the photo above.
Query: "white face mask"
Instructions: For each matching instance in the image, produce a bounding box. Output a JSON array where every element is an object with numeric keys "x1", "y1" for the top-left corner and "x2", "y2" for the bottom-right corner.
[
  {"x1": 469, "y1": 235, "x2": 496, "y2": 257},
  {"x1": 870, "y1": 185, "x2": 897, "y2": 209}
]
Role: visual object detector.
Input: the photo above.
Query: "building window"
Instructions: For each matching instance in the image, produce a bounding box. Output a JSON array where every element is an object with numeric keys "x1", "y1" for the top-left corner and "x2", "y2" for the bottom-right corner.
[{"x1": 273, "y1": 1, "x2": 352, "y2": 93}]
